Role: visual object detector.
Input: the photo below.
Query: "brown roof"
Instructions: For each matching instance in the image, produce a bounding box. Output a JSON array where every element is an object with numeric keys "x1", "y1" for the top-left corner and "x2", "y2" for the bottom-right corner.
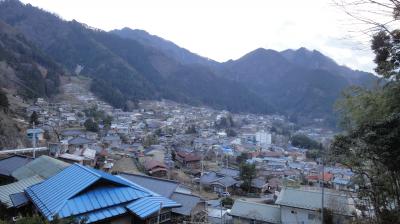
[
  {"x1": 144, "y1": 159, "x2": 167, "y2": 171},
  {"x1": 177, "y1": 152, "x2": 201, "y2": 162}
]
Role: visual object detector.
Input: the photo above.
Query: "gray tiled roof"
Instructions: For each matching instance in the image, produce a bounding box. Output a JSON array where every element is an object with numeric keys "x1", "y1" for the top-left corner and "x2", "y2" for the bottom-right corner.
[
  {"x1": 230, "y1": 200, "x2": 281, "y2": 224},
  {"x1": 217, "y1": 168, "x2": 239, "y2": 178},
  {"x1": 275, "y1": 187, "x2": 355, "y2": 216},
  {"x1": 119, "y1": 173, "x2": 178, "y2": 197},
  {"x1": 171, "y1": 192, "x2": 202, "y2": 216},
  {"x1": 212, "y1": 176, "x2": 238, "y2": 188},
  {"x1": 68, "y1": 137, "x2": 93, "y2": 145},
  {"x1": 0, "y1": 155, "x2": 32, "y2": 177}
]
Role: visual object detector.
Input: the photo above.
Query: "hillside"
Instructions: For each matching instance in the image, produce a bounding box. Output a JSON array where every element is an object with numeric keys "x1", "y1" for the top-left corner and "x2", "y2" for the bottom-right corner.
[
  {"x1": 0, "y1": 0, "x2": 380, "y2": 126},
  {"x1": 0, "y1": 20, "x2": 62, "y2": 98},
  {"x1": 111, "y1": 28, "x2": 218, "y2": 67},
  {"x1": 113, "y1": 28, "x2": 379, "y2": 125},
  {"x1": 0, "y1": 0, "x2": 271, "y2": 113}
]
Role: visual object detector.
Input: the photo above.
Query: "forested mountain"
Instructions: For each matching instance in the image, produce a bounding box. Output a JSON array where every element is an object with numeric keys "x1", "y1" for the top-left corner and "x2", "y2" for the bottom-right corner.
[
  {"x1": 0, "y1": 0, "x2": 379, "y2": 126},
  {"x1": 280, "y1": 48, "x2": 378, "y2": 87},
  {"x1": 113, "y1": 28, "x2": 379, "y2": 124},
  {"x1": 0, "y1": 0, "x2": 271, "y2": 113},
  {"x1": 111, "y1": 28, "x2": 218, "y2": 67},
  {"x1": 220, "y1": 48, "x2": 351, "y2": 123},
  {"x1": 0, "y1": 20, "x2": 62, "y2": 98}
]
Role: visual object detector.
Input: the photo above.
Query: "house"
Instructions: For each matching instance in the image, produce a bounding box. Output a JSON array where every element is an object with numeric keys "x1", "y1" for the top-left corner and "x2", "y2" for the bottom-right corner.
[
  {"x1": 229, "y1": 200, "x2": 281, "y2": 224},
  {"x1": 0, "y1": 175, "x2": 43, "y2": 209},
  {"x1": 332, "y1": 178, "x2": 352, "y2": 191},
  {"x1": 103, "y1": 135, "x2": 122, "y2": 147},
  {"x1": 307, "y1": 172, "x2": 333, "y2": 185},
  {"x1": 200, "y1": 172, "x2": 239, "y2": 194},
  {"x1": 207, "y1": 203, "x2": 231, "y2": 224},
  {"x1": 11, "y1": 155, "x2": 70, "y2": 181},
  {"x1": 26, "y1": 128, "x2": 45, "y2": 141},
  {"x1": 251, "y1": 178, "x2": 268, "y2": 194},
  {"x1": 210, "y1": 176, "x2": 238, "y2": 194},
  {"x1": 60, "y1": 129, "x2": 84, "y2": 139},
  {"x1": 119, "y1": 173, "x2": 205, "y2": 221},
  {"x1": 68, "y1": 137, "x2": 94, "y2": 151},
  {"x1": 0, "y1": 155, "x2": 32, "y2": 184},
  {"x1": 144, "y1": 159, "x2": 168, "y2": 177},
  {"x1": 275, "y1": 188, "x2": 355, "y2": 224},
  {"x1": 217, "y1": 168, "x2": 240, "y2": 179},
  {"x1": 176, "y1": 151, "x2": 201, "y2": 169},
  {"x1": 170, "y1": 193, "x2": 205, "y2": 222},
  {"x1": 25, "y1": 164, "x2": 181, "y2": 223}
]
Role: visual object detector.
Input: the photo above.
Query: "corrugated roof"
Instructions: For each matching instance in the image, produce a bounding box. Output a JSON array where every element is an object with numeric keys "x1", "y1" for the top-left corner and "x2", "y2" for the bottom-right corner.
[
  {"x1": 82, "y1": 205, "x2": 126, "y2": 223},
  {"x1": 58, "y1": 186, "x2": 147, "y2": 218},
  {"x1": 25, "y1": 164, "x2": 154, "y2": 222},
  {"x1": 126, "y1": 196, "x2": 181, "y2": 219},
  {"x1": 0, "y1": 155, "x2": 32, "y2": 177},
  {"x1": 12, "y1": 155, "x2": 70, "y2": 180},
  {"x1": 170, "y1": 192, "x2": 202, "y2": 216},
  {"x1": 0, "y1": 175, "x2": 43, "y2": 207},
  {"x1": 119, "y1": 173, "x2": 178, "y2": 197},
  {"x1": 230, "y1": 200, "x2": 281, "y2": 224},
  {"x1": 275, "y1": 188, "x2": 355, "y2": 216}
]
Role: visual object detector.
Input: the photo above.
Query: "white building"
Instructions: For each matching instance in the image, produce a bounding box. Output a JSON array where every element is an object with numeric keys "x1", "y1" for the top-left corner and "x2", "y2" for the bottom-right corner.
[
  {"x1": 275, "y1": 188, "x2": 355, "y2": 224},
  {"x1": 256, "y1": 130, "x2": 272, "y2": 146}
]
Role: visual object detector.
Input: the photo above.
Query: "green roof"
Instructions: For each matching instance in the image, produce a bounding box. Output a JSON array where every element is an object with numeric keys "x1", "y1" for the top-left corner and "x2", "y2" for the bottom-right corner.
[
  {"x1": 0, "y1": 175, "x2": 43, "y2": 207},
  {"x1": 11, "y1": 155, "x2": 70, "y2": 180},
  {"x1": 230, "y1": 200, "x2": 281, "y2": 224}
]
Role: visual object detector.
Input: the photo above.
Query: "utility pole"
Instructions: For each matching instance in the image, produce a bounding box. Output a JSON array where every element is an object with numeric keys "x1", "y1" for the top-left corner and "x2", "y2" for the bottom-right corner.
[
  {"x1": 321, "y1": 152, "x2": 325, "y2": 224},
  {"x1": 32, "y1": 123, "x2": 36, "y2": 158},
  {"x1": 157, "y1": 202, "x2": 163, "y2": 224}
]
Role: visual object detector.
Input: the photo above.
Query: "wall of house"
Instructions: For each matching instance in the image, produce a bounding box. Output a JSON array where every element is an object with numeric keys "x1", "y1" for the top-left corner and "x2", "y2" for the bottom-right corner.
[
  {"x1": 109, "y1": 215, "x2": 132, "y2": 224},
  {"x1": 280, "y1": 206, "x2": 320, "y2": 224}
]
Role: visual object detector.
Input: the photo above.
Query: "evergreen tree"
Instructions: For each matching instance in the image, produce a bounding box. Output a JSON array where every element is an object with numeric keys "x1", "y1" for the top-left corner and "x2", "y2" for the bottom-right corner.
[
  {"x1": 30, "y1": 111, "x2": 39, "y2": 125},
  {"x1": 84, "y1": 118, "x2": 99, "y2": 132},
  {"x1": 0, "y1": 90, "x2": 9, "y2": 110}
]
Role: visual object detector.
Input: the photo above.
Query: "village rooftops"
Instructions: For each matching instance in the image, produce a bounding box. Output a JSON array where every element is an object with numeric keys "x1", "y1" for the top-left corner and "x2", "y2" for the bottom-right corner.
[
  {"x1": 0, "y1": 175, "x2": 43, "y2": 208},
  {"x1": 119, "y1": 173, "x2": 179, "y2": 197},
  {"x1": 60, "y1": 129, "x2": 84, "y2": 137},
  {"x1": 176, "y1": 151, "x2": 201, "y2": 162},
  {"x1": 68, "y1": 136, "x2": 94, "y2": 145},
  {"x1": 275, "y1": 187, "x2": 356, "y2": 216},
  {"x1": 25, "y1": 164, "x2": 180, "y2": 223},
  {"x1": 0, "y1": 155, "x2": 33, "y2": 177},
  {"x1": 229, "y1": 199, "x2": 281, "y2": 224},
  {"x1": 11, "y1": 155, "x2": 70, "y2": 180}
]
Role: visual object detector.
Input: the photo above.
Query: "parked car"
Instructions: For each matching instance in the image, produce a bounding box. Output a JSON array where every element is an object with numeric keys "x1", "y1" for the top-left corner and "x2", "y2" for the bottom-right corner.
[{"x1": 219, "y1": 191, "x2": 230, "y2": 197}]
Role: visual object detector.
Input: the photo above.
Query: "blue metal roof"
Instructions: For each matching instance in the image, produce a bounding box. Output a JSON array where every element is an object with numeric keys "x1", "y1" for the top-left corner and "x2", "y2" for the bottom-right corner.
[
  {"x1": 126, "y1": 196, "x2": 181, "y2": 219},
  {"x1": 58, "y1": 186, "x2": 148, "y2": 218},
  {"x1": 25, "y1": 164, "x2": 151, "y2": 221},
  {"x1": 82, "y1": 205, "x2": 127, "y2": 223}
]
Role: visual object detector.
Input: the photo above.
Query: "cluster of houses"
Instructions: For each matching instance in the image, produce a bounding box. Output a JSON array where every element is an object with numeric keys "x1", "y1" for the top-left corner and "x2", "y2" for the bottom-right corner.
[{"x1": 2, "y1": 95, "x2": 360, "y2": 223}]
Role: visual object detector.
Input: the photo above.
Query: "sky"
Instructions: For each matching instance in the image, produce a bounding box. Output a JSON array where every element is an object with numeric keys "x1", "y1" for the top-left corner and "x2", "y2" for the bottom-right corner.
[{"x1": 20, "y1": 0, "x2": 378, "y2": 72}]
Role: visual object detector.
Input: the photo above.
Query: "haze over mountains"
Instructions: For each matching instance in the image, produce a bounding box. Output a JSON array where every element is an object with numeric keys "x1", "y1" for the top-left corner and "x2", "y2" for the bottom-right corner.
[{"x1": 0, "y1": 0, "x2": 379, "y2": 126}]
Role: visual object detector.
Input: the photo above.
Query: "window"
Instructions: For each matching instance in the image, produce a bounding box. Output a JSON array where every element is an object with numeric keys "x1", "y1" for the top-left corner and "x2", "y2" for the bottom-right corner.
[
  {"x1": 291, "y1": 210, "x2": 297, "y2": 214},
  {"x1": 308, "y1": 213, "x2": 316, "y2": 220},
  {"x1": 148, "y1": 212, "x2": 171, "y2": 224}
]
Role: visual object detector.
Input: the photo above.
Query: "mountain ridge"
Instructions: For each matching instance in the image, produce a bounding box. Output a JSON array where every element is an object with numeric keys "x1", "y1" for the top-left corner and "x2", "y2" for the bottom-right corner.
[{"x1": 0, "y1": 0, "x2": 380, "y2": 127}]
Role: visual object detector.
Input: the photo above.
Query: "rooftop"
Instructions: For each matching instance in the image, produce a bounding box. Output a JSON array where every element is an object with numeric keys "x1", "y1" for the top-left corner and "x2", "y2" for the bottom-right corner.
[
  {"x1": 11, "y1": 155, "x2": 69, "y2": 180},
  {"x1": 0, "y1": 155, "x2": 32, "y2": 177},
  {"x1": 229, "y1": 200, "x2": 281, "y2": 224},
  {"x1": 275, "y1": 187, "x2": 355, "y2": 216}
]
